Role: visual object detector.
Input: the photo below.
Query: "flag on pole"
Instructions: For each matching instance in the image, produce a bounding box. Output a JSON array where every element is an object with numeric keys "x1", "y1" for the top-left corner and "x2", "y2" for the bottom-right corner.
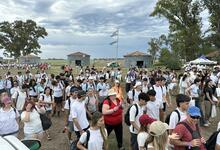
[
  {"x1": 110, "y1": 30, "x2": 118, "y2": 37},
  {"x1": 110, "y1": 41, "x2": 117, "y2": 45}
]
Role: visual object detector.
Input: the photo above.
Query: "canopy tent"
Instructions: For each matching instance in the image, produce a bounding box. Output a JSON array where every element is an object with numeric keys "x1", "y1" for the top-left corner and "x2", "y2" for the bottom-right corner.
[{"x1": 190, "y1": 55, "x2": 217, "y2": 65}]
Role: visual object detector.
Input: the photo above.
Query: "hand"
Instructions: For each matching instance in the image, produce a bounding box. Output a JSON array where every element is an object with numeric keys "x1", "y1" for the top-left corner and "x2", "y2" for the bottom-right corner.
[
  {"x1": 201, "y1": 137, "x2": 206, "y2": 144},
  {"x1": 169, "y1": 133, "x2": 180, "y2": 140},
  {"x1": 113, "y1": 106, "x2": 119, "y2": 112},
  {"x1": 191, "y1": 139, "x2": 201, "y2": 147}
]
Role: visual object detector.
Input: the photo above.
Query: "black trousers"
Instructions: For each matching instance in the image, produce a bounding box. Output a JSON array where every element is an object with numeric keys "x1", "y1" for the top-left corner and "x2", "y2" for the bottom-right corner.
[{"x1": 105, "y1": 123, "x2": 123, "y2": 148}]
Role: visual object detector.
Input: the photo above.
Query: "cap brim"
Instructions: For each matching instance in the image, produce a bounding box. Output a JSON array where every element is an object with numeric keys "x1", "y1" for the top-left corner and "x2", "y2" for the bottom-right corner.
[{"x1": 189, "y1": 113, "x2": 201, "y2": 117}]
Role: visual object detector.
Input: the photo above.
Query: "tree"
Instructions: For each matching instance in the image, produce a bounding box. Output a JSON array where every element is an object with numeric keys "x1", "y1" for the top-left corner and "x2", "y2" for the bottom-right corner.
[
  {"x1": 148, "y1": 34, "x2": 167, "y2": 63},
  {"x1": 159, "y1": 48, "x2": 182, "y2": 70},
  {"x1": 0, "y1": 20, "x2": 47, "y2": 58},
  {"x1": 203, "y1": 0, "x2": 220, "y2": 48},
  {"x1": 151, "y1": 0, "x2": 203, "y2": 61}
]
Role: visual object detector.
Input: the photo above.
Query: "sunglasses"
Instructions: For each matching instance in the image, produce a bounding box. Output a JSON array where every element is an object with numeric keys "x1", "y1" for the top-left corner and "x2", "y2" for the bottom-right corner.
[{"x1": 190, "y1": 116, "x2": 200, "y2": 119}]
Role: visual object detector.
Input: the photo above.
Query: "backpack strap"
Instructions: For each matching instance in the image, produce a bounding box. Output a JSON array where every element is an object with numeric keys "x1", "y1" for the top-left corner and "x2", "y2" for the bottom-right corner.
[
  {"x1": 68, "y1": 98, "x2": 71, "y2": 115},
  {"x1": 132, "y1": 89, "x2": 135, "y2": 101},
  {"x1": 174, "y1": 109, "x2": 180, "y2": 122},
  {"x1": 132, "y1": 104, "x2": 139, "y2": 132},
  {"x1": 41, "y1": 95, "x2": 44, "y2": 101},
  {"x1": 85, "y1": 130, "x2": 90, "y2": 148},
  {"x1": 178, "y1": 122, "x2": 200, "y2": 137}
]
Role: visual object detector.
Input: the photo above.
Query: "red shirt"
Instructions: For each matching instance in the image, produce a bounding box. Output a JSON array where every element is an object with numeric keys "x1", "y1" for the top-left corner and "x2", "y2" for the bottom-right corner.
[
  {"x1": 173, "y1": 120, "x2": 206, "y2": 150},
  {"x1": 103, "y1": 98, "x2": 123, "y2": 125}
]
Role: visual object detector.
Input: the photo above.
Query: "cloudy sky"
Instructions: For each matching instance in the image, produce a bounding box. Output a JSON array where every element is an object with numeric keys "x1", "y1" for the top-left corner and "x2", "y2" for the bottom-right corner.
[{"x1": 0, "y1": 0, "x2": 209, "y2": 59}]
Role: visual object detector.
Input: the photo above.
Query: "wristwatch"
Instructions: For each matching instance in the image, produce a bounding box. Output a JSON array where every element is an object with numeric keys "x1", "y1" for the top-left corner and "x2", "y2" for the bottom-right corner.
[{"x1": 187, "y1": 142, "x2": 192, "y2": 149}]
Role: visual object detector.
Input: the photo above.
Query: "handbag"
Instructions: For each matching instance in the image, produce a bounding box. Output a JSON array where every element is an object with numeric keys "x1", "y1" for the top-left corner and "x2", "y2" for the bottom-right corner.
[{"x1": 39, "y1": 113, "x2": 52, "y2": 131}]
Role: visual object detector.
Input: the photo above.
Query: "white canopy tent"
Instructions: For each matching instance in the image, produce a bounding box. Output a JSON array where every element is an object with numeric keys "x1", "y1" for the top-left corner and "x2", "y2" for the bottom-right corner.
[{"x1": 190, "y1": 55, "x2": 217, "y2": 65}]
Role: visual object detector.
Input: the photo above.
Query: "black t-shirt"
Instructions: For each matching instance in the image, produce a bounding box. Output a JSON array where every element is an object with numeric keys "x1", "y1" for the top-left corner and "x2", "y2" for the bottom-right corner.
[{"x1": 204, "y1": 87, "x2": 213, "y2": 101}]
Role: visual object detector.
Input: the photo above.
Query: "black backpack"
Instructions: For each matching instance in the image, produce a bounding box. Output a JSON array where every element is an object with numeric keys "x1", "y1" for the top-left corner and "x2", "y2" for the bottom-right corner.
[
  {"x1": 70, "y1": 130, "x2": 90, "y2": 150},
  {"x1": 124, "y1": 104, "x2": 138, "y2": 126},
  {"x1": 205, "y1": 129, "x2": 220, "y2": 150},
  {"x1": 165, "y1": 109, "x2": 180, "y2": 124}
]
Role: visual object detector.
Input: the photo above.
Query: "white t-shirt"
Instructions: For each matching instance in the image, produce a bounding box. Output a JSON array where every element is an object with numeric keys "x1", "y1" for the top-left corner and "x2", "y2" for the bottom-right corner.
[
  {"x1": 39, "y1": 94, "x2": 54, "y2": 111},
  {"x1": 21, "y1": 109, "x2": 43, "y2": 134},
  {"x1": 71, "y1": 100, "x2": 89, "y2": 131},
  {"x1": 128, "y1": 89, "x2": 141, "y2": 104},
  {"x1": 137, "y1": 132, "x2": 149, "y2": 150},
  {"x1": 64, "y1": 97, "x2": 77, "y2": 121},
  {"x1": 152, "y1": 85, "x2": 163, "y2": 103},
  {"x1": 216, "y1": 132, "x2": 220, "y2": 146},
  {"x1": 190, "y1": 84, "x2": 199, "y2": 98},
  {"x1": 79, "y1": 128, "x2": 107, "y2": 150},
  {"x1": 0, "y1": 107, "x2": 19, "y2": 135},
  {"x1": 85, "y1": 96, "x2": 97, "y2": 113},
  {"x1": 10, "y1": 87, "x2": 19, "y2": 96},
  {"x1": 12, "y1": 91, "x2": 27, "y2": 111},
  {"x1": 142, "y1": 85, "x2": 148, "y2": 93},
  {"x1": 97, "y1": 83, "x2": 108, "y2": 97},
  {"x1": 129, "y1": 103, "x2": 143, "y2": 134},
  {"x1": 65, "y1": 85, "x2": 72, "y2": 97},
  {"x1": 52, "y1": 84, "x2": 63, "y2": 97},
  {"x1": 168, "y1": 108, "x2": 187, "y2": 129},
  {"x1": 146, "y1": 100, "x2": 163, "y2": 120}
]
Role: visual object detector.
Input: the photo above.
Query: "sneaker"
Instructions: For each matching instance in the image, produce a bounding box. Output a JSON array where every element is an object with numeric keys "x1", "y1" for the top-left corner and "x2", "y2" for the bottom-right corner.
[
  {"x1": 47, "y1": 136, "x2": 52, "y2": 140},
  {"x1": 119, "y1": 147, "x2": 125, "y2": 150}
]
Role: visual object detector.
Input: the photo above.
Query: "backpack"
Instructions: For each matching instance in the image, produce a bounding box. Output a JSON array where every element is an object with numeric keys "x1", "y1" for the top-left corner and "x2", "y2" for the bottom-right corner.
[
  {"x1": 165, "y1": 109, "x2": 180, "y2": 124},
  {"x1": 124, "y1": 104, "x2": 139, "y2": 126},
  {"x1": 70, "y1": 130, "x2": 90, "y2": 150},
  {"x1": 205, "y1": 129, "x2": 220, "y2": 150}
]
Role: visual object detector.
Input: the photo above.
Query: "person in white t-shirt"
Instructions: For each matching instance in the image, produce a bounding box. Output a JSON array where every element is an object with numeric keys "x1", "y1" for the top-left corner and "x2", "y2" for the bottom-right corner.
[
  {"x1": 71, "y1": 90, "x2": 89, "y2": 140},
  {"x1": 146, "y1": 89, "x2": 163, "y2": 121},
  {"x1": 21, "y1": 101, "x2": 45, "y2": 141},
  {"x1": 85, "y1": 88, "x2": 98, "y2": 119},
  {"x1": 127, "y1": 82, "x2": 142, "y2": 104},
  {"x1": 77, "y1": 111, "x2": 108, "y2": 150},
  {"x1": 38, "y1": 87, "x2": 54, "y2": 140},
  {"x1": 168, "y1": 94, "x2": 190, "y2": 134},
  {"x1": 64, "y1": 87, "x2": 79, "y2": 143},
  {"x1": 0, "y1": 96, "x2": 20, "y2": 137},
  {"x1": 11, "y1": 84, "x2": 27, "y2": 114},
  {"x1": 142, "y1": 78, "x2": 149, "y2": 93},
  {"x1": 137, "y1": 114, "x2": 156, "y2": 150},
  {"x1": 216, "y1": 121, "x2": 220, "y2": 149},
  {"x1": 129, "y1": 92, "x2": 150, "y2": 150},
  {"x1": 96, "y1": 77, "x2": 108, "y2": 103}
]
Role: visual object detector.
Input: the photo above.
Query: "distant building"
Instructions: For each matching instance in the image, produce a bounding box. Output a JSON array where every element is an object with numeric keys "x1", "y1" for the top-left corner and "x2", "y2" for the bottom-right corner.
[
  {"x1": 19, "y1": 54, "x2": 41, "y2": 64},
  {"x1": 124, "y1": 51, "x2": 152, "y2": 68},
  {"x1": 67, "y1": 52, "x2": 90, "y2": 66}
]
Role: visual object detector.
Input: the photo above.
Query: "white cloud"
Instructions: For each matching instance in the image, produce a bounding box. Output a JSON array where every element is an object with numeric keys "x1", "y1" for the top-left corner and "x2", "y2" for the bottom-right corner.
[{"x1": 0, "y1": 0, "x2": 208, "y2": 59}]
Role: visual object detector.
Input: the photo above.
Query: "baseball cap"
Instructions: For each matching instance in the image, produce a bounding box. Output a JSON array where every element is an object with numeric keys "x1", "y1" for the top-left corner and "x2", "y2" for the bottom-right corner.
[
  {"x1": 139, "y1": 114, "x2": 156, "y2": 126},
  {"x1": 2, "y1": 96, "x2": 12, "y2": 105},
  {"x1": 149, "y1": 121, "x2": 169, "y2": 136},
  {"x1": 187, "y1": 106, "x2": 201, "y2": 117}
]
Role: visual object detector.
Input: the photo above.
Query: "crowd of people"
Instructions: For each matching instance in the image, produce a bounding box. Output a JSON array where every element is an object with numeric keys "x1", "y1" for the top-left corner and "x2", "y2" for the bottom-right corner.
[{"x1": 0, "y1": 65, "x2": 220, "y2": 150}]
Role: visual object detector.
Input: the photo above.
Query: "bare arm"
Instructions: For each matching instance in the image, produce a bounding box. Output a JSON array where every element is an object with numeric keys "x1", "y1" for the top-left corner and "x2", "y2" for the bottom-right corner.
[
  {"x1": 102, "y1": 103, "x2": 117, "y2": 115},
  {"x1": 21, "y1": 111, "x2": 30, "y2": 122},
  {"x1": 73, "y1": 118, "x2": 83, "y2": 132},
  {"x1": 216, "y1": 144, "x2": 220, "y2": 150},
  {"x1": 77, "y1": 141, "x2": 87, "y2": 150},
  {"x1": 130, "y1": 121, "x2": 140, "y2": 131}
]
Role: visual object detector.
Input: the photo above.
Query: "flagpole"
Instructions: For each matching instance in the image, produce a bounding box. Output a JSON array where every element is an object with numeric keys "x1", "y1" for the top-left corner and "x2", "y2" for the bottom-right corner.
[{"x1": 116, "y1": 29, "x2": 119, "y2": 63}]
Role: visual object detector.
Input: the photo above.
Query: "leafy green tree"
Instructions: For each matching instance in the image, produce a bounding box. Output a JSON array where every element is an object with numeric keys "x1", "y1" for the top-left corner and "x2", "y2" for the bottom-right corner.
[
  {"x1": 151, "y1": 0, "x2": 203, "y2": 61},
  {"x1": 159, "y1": 48, "x2": 182, "y2": 70},
  {"x1": 203, "y1": 0, "x2": 220, "y2": 48},
  {"x1": 0, "y1": 20, "x2": 47, "y2": 58},
  {"x1": 148, "y1": 34, "x2": 167, "y2": 63}
]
